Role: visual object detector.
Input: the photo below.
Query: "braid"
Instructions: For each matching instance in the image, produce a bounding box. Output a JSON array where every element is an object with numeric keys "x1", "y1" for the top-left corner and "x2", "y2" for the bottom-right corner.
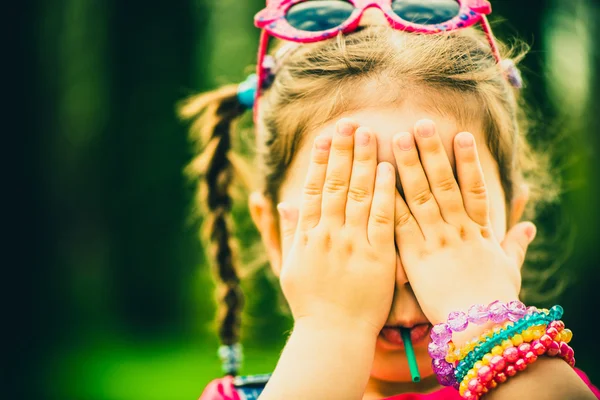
[{"x1": 179, "y1": 85, "x2": 247, "y2": 375}]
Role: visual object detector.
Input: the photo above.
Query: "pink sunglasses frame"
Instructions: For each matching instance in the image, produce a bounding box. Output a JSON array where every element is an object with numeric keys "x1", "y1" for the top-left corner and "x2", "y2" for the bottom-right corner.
[{"x1": 252, "y1": 0, "x2": 500, "y2": 116}]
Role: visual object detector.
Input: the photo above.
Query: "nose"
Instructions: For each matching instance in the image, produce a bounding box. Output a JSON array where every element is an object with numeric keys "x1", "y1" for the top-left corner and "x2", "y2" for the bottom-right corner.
[{"x1": 359, "y1": 7, "x2": 388, "y2": 27}]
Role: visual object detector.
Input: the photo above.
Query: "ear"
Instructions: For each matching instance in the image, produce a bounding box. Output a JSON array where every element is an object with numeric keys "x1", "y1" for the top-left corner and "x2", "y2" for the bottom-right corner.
[
  {"x1": 509, "y1": 183, "x2": 530, "y2": 228},
  {"x1": 248, "y1": 191, "x2": 283, "y2": 276}
]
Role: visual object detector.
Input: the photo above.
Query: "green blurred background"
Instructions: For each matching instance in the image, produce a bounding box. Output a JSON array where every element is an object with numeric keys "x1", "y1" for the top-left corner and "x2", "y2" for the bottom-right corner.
[{"x1": 13, "y1": 0, "x2": 600, "y2": 399}]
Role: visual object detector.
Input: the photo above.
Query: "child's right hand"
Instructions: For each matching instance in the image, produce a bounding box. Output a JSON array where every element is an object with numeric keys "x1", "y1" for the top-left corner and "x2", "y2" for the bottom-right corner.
[{"x1": 276, "y1": 118, "x2": 397, "y2": 338}]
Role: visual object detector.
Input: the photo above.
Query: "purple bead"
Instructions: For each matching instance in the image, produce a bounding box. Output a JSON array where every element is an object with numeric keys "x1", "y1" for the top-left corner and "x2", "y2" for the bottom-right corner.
[
  {"x1": 488, "y1": 300, "x2": 509, "y2": 323},
  {"x1": 467, "y1": 304, "x2": 489, "y2": 325},
  {"x1": 432, "y1": 358, "x2": 453, "y2": 375},
  {"x1": 507, "y1": 300, "x2": 527, "y2": 322},
  {"x1": 428, "y1": 341, "x2": 448, "y2": 360},
  {"x1": 436, "y1": 372, "x2": 457, "y2": 387},
  {"x1": 430, "y1": 323, "x2": 452, "y2": 345},
  {"x1": 447, "y1": 311, "x2": 468, "y2": 332}
]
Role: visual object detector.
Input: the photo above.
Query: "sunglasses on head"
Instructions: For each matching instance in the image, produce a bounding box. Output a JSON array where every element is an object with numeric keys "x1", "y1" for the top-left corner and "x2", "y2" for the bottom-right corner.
[{"x1": 251, "y1": 0, "x2": 512, "y2": 115}]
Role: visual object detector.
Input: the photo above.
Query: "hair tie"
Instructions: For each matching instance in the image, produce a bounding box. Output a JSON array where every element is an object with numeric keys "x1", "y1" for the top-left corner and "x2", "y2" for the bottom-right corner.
[
  {"x1": 218, "y1": 343, "x2": 243, "y2": 375},
  {"x1": 237, "y1": 74, "x2": 258, "y2": 109},
  {"x1": 501, "y1": 59, "x2": 523, "y2": 89}
]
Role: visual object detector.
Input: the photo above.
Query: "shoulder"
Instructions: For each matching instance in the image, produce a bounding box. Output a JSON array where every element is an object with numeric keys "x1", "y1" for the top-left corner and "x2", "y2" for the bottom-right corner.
[{"x1": 199, "y1": 374, "x2": 271, "y2": 400}]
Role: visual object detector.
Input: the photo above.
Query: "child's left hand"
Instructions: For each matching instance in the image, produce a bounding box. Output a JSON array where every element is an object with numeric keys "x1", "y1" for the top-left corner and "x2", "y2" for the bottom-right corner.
[{"x1": 391, "y1": 119, "x2": 536, "y2": 328}]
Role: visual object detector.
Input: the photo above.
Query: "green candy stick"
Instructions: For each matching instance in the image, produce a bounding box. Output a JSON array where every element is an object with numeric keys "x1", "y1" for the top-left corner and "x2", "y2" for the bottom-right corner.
[{"x1": 400, "y1": 327, "x2": 421, "y2": 383}]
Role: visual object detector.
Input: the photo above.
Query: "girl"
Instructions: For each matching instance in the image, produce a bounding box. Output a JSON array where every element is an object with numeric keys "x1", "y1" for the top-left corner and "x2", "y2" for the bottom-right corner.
[{"x1": 181, "y1": 1, "x2": 600, "y2": 399}]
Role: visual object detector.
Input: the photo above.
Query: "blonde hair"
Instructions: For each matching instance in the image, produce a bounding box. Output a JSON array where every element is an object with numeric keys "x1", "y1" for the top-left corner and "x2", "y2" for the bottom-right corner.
[{"x1": 179, "y1": 27, "x2": 559, "y2": 368}]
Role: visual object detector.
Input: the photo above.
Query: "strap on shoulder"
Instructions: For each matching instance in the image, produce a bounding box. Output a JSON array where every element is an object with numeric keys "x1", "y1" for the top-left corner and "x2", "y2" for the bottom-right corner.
[{"x1": 232, "y1": 374, "x2": 271, "y2": 400}]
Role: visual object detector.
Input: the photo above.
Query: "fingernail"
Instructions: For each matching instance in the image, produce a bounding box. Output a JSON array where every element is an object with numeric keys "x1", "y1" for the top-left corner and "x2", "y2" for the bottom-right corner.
[
  {"x1": 416, "y1": 119, "x2": 435, "y2": 138},
  {"x1": 277, "y1": 202, "x2": 290, "y2": 219},
  {"x1": 396, "y1": 132, "x2": 413, "y2": 151},
  {"x1": 356, "y1": 129, "x2": 371, "y2": 147},
  {"x1": 525, "y1": 223, "x2": 537, "y2": 241},
  {"x1": 315, "y1": 136, "x2": 331, "y2": 151},
  {"x1": 337, "y1": 119, "x2": 355, "y2": 136},
  {"x1": 378, "y1": 163, "x2": 392, "y2": 178},
  {"x1": 457, "y1": 132, "x2": 474, "y2": 148}
]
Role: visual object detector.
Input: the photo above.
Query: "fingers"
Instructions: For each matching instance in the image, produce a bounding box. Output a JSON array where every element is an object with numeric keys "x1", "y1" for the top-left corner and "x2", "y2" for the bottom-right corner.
[
  {"x1": 345, "y1": 127, "x2": 378, "y2": 229},
  {"x1": 277, "y1": 202, "x2": 299, "y2": 259},
  {"x1": 321, "y1": 119, "x2": 358, "y2": 226},
  {"x1": 454, "y1": 131, "x2": 490, "y2": 226},
  {"x1": 393, "y1": 190, "x2": 423, "y2": 251},
  {"x1": 412, "y1": 120, "x2": 467, "y2": 225},
  {"x1": 501, "y1": 222, "x2": 536, "y2": 268},
  {"x1": 298, "y1": 135, "x2": 332, "y2": 230},
  {"x1": 392, "y1": 131, "x2": 444, "y2": 236},
  {"x1": 367, "y1": 162, "x2": 396, "y2": 247}
]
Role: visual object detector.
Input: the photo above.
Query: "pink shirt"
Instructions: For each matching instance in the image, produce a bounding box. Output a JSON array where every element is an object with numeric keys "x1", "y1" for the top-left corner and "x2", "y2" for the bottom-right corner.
[{"x1": 199, "y1": 368, "x2": 600, "y2": 400}]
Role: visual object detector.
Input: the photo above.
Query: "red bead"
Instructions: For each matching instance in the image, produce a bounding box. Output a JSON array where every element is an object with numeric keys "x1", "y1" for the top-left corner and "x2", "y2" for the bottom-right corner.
[
  {"x1": 463, "y1": 389, "x2": 478, "y2": 400},
  {"x1": 505, "y1": 364, "x2": 517, "y2": 377},
  {"x1": 546, "y1": 327, "x2": 559, "y2": 340},
  {"x1": 539, "y1": 334, "x2": 553, "y2": 348},
  {"x1": 559, "y1": 342, "x2": 570, "y2": 357},
  {"x1": 549, "y1": 320, "x2": 565, "y2": 331},
  {"x1": 494, "y1": 372, "x2": 508, "y2": 384},
  {"x1": 477, "y1": 365, "x2": 494, "y2": 383},
  {"x1": 517, "y1": 342, "x2": 532, "y2": 356},
  {"x1": 503, "y1": 347, "x2": 519, "y2": 363},
  {"x1": 546, "y1": 341, "x2": 560, "y2": 357},
  {"x1": 490, "y1": 355, "x2": 506, "y2": 372},
  {"x1": 485, "y1": 380, "x2": 497, "y2": 390},
  {"x1": 514, "y1": 358, "x2": 527, "y2": 372},
  {"x1": 564, "y1": 347, "x2": 574, "y2": 361},
  {"x1": 569, "y1": 357, "x2": 576, "y2": 367},
  {"x1": 524, "y1": 351, "x2": 538, "y2": 364},
  {"x1": 531, "y1": 340, "x2": 546, "y2": 355},
  {"x1": 468, "y1": 378, "x2": 484, "y2": 394}
]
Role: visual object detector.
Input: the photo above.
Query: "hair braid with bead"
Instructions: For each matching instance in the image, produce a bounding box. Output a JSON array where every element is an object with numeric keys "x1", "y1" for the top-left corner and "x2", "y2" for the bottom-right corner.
[{"x1": 179, "y1": 85, "x2": 247, "y2": 375}]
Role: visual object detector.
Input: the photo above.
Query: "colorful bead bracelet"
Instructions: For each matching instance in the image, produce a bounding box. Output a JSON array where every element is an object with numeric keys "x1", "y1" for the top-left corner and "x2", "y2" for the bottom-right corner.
[
  {"x1": 429, "y1": 303, "x2": 570, "y2": 391},
  {"x1": 458, "y1": 324, "x2": 575, "y2": 400}
]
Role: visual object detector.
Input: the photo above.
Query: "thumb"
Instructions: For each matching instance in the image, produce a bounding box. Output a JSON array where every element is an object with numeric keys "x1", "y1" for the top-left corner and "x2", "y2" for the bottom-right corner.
[
  {"x1": 277, "y1": 202, "x2": 299, "y2": 260},
  {"x1": 501, "y1": 221, "x2": 537, "y2": 268}
]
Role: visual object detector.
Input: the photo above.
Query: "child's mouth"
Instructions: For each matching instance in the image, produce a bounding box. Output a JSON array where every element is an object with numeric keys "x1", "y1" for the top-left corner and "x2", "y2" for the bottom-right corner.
[{"x1": 379, "y1": 324, "x2": 431, "y2": 349}]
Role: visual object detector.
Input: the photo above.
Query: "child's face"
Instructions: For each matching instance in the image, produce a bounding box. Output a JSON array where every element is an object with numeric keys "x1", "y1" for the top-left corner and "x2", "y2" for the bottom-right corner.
[{"x1": 250, "y1": 103, "x2": 529, "y2": 384}]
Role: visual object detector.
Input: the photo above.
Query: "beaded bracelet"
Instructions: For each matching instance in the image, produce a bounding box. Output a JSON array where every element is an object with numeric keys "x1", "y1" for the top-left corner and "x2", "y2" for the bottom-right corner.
[
  {"x1": 458, "y1": 326, "x2": 575, "y2": 399},
  {"x1": 458, "y1": 320, "x2": 573, "y2": 391},
  {"x1": 429, "y1": 301, "x2": 531, "y2": 363},
  {"x1": 447, "y1": 321, "x2": 548, "y2": 364},
  {"x1": 430, "y1": 303, "x2": 564, "y2": 387},
  {"x1": 454, "y1": 309, "x2": 561, "y2": 382}
]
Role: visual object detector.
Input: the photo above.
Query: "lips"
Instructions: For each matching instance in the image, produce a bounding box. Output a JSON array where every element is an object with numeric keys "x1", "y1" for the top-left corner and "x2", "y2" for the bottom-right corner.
[{"x1": 379, "y1": 324, "x2": 431, "y2": 349}]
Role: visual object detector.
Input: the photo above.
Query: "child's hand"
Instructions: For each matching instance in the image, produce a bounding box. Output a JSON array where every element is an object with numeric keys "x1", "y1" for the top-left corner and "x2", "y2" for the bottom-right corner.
[
  {"x1": 391, "y1": 120, "x2": 536, "y2": 327},
  {"x1": 277, "y1": 119, "x2": 397, "y2": 338}
]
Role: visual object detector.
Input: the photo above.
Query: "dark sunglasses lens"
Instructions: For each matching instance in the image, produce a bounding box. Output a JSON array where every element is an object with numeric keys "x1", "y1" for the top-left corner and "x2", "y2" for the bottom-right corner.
[
  {"x1": 286, "y1": 1, "x2": 355, "y2": 32},
  {"x1": 392, "y1": 0, "x2": 460, "y2": 25}
]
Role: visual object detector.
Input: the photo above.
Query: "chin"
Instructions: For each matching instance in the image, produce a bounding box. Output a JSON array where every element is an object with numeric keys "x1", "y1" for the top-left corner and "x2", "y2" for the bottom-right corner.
[{"x1": 371, "y1": 344, "x2": 435, "y2": 382}]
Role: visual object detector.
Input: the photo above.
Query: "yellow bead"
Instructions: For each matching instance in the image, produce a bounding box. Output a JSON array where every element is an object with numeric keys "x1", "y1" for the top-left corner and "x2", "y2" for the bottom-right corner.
[
  {"x1": 503, "y1": 321, "x2": 514, "y2": 329},
  {"x1": 563, "y1": 329, "x2": 573, "y2": 343},
  {"x1": 502, "y1": 340, "x2": 513, "y2": 349},
  {"x1": 492, "y1": 345, "x2": 504, "y2": 356},
  {"x1": 492, "y1": 326, "x2": 502, "y2": 334},
  {"x1": 460, "y1": 380, "x2": 468, "y2": 394},
  {"x1": 522, "y1": 328, "x2": 534, "y2": 342},
  {"x1": 482, "y1": 353, "x2": 493, "y2": 365},
  {"x1": 533, "y1": 328, "x2": 543, "y2": 339},
  {"x1": 512, "y1": 334, "x2": 524, "y2": 346},
  {"x1": 482, "y1": 329, "x2": 492, "y2": 338},
  {"x1": 474, "y1": 361, "x2": 484, "y2": 371},
  {"x1": 466, "y1": 370, "x2": 477, "y2": 381}
]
